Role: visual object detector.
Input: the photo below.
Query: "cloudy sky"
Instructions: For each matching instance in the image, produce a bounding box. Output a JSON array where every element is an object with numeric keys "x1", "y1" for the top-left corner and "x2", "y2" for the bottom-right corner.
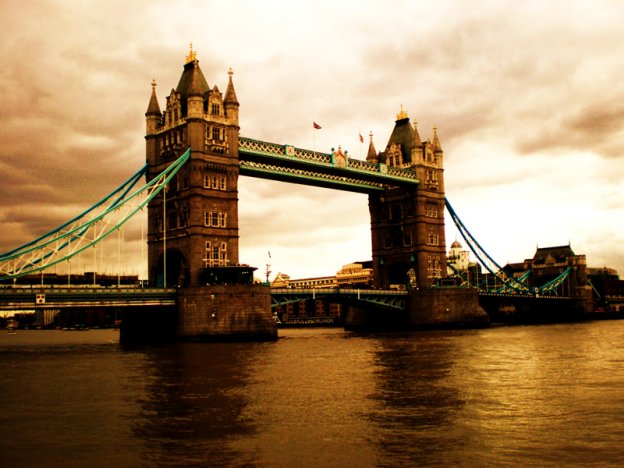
[{"x1": 2, "y1": 0, "x2": 624, "y2": 280}]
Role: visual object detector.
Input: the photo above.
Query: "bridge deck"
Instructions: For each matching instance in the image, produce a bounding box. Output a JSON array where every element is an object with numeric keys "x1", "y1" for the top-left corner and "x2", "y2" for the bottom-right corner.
[
  {"x1": 0, "y1": 287, "x2": 177, "y2": 310},
  {"x1": 270, "y1": 287, "x2": 408, "y2": 310}
]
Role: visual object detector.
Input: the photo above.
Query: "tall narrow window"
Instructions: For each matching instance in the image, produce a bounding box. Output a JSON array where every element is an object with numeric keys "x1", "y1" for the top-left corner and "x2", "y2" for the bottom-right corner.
[
  {"x1": 212, "y1": 127, "x2": 221, "y2": 141},
  {"x1": 220, "y1": 243, "x2": 228, "y2": 265}
]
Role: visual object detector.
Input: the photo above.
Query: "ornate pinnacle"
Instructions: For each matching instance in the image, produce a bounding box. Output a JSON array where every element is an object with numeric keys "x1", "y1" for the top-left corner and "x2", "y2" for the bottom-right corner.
[
  {"x1": 185, "y1": 42, "x2": 197, "y2": 64},
  {"x1": 396, "y1": 104, "x2": 408, "y2": 120}
]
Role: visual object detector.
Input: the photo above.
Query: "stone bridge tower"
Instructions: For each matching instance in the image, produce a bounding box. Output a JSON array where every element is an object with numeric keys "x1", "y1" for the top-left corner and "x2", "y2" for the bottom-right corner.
[
  {"x1": 368, "y1": 108, "x2": 447, "y2": 289},
  {"x1": 145, "y1": 47, "x2": 242, "y2": 287}
]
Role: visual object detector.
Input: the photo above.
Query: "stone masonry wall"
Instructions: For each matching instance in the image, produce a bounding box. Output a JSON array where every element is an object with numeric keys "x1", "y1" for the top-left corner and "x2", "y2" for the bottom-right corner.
[
  {"x1": 176, "y1": 284, "x2": 277, "y2": 340},
  {"x1": 408, "y1": 287, "x2": 489, "y2": 328}
]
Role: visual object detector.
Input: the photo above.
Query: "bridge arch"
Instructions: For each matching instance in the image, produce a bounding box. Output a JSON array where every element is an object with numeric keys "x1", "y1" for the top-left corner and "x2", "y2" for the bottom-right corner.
[{"x1": 155, "y1": 248, "x2": 189, "y2": 288}]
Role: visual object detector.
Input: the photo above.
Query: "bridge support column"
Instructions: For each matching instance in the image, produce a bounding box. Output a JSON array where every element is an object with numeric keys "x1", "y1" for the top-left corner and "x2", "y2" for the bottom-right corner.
[
  {"x1": 408, "y1": 288, "x2": 489, "y2": 328},
  {"x1": 176, "y1": 285, "x2": 277, "y2": 341}
]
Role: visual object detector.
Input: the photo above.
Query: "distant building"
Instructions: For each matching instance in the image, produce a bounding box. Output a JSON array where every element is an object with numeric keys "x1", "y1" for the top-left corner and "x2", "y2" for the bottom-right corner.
[
  {"x1": 271, "y1": 261, "x2": 373, "y2": 289},
  {"x1": 524, "y1": 244, "x2": 587, "y2": 292},
  {"x1": 270, "y1": 262, "x2": 373, "y2": 323},
  {"x1": 270, "y1": 272, "x2": 291, "y2": 288},
  {"x1": 587, "y1": 266, "x2": 623, "y2": 313},
  {"x1": 271, "y1": 274, "x2": 336, "y2": 289},
  {"x1": 336, "y1": 262, "x2": 373, "y2": 288},
  {"x1": 587, "y1": 267, "x2": 618, "y2": 278},
  {"x1": 447, "y1": 239, "x2": 471, "y2": 274},
  {"x1": 34, "y1": 309, "x2": 60, "y2": 328}
]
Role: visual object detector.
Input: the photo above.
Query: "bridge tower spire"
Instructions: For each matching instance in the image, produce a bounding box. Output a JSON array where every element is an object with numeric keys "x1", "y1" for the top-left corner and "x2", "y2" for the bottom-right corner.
[
  {"x1": 145, "y1": 50, "x2": 243, "y2": 287},
  {"x1": 368, "y1": 108, "x2": 447, "y2": 289}
]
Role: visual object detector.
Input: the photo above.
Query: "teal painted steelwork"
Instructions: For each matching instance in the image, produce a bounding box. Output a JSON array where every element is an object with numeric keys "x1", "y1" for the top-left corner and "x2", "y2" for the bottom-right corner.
[
  {"x1": 0, "y1": 149, "x2": 191, "y2": 280},
  {"x1": 239, "y1": 136, "x2": 419, "y2": 193},
  {"x1": 270, "y1": 287, "x2": 408, "y2": 310},
  {"x1": 445, "y1": 198, "x2": 530, "y2": 294},
  {"x1": 445, "y1": 198, "x2": 575, "y2": 296},
  {"x1": 494, "y1": 270, "x2": 533, "y2": 294}
]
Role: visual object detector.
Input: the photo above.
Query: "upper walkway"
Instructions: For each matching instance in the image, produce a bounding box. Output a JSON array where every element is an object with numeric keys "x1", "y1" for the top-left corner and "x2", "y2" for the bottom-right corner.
[{"x1": 238, "y1": 137, "x2": 419, "y2": 193}]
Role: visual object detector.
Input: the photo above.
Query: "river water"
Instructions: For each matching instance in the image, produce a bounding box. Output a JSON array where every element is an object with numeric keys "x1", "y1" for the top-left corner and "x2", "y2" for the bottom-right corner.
[{"x1": 2, "y1": 321, "x2": 624, "y2": 467}]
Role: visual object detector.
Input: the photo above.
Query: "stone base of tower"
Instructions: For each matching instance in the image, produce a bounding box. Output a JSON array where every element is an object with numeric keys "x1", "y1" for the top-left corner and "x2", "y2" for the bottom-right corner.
[
  {"x1": 176, "y1": 284, "x2": 277, "y2": 341},
  {"x1": 407, "y1": 287, "x2": 490, "y2": 328}
]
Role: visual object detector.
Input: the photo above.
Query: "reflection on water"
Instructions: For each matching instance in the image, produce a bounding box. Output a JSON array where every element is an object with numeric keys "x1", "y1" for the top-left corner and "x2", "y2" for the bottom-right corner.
[
  {"x1": 133, "y1": 343, "x2": 257, "y2": 466},
  {"x1": 2, "y1": 322, "x2": 624, "y2": 466}
]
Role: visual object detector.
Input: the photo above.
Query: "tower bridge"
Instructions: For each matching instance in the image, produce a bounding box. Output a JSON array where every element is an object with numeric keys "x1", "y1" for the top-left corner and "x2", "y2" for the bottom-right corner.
[{"x1": 0, "y1": 48, "x2": 596, "y2": 341}]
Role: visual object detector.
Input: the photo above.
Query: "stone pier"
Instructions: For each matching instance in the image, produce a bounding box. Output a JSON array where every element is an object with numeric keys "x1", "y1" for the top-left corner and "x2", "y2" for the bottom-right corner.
[
  {"x1": 408, "y1": 287, "x2": 489, "y2": 328},
  {"x1": 176, "y1": 284, "x2": 277, "y2": 341}
]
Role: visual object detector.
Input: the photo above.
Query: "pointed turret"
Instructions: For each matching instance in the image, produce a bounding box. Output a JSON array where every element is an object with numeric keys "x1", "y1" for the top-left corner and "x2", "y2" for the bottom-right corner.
[
  {"x1": 432, "y1": 126, "x2": 442, "y2": 153},
  {"x1": 146, "y1": 79, "x2": 161, "y2": 116},
  {"x1": 146, "y1": 80, "x2": 162, "y2": 134},
  {"x1": 224, "y1": 67, "x2": 239, "y2": 125},
  {"x1": 188, "y1": 61, "x2": 205, "y2": 97},
  {"x1": 385, "y1": 105, "x2": 415, "y2": 165},
  {"x1": 224, "y1": 67, "x2": 239, "y2": 105},
  {"x1": 175, "y1": 45, "x2": 209, "y2": 117},
  {"x1": 187, "y1": 61, "x2": 205, "y2": 119},
  {"x1": 366, "y1": 131, "x2": 378, "y2": 163},
  {"x1": 412, "y1": 121, "x2": 422, "y2": 148}
]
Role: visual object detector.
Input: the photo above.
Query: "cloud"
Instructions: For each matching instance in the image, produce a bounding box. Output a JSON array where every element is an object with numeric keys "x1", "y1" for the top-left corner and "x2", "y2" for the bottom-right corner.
[{"x1": 2, "y1": 0, "x2": 624, "y2": 280}]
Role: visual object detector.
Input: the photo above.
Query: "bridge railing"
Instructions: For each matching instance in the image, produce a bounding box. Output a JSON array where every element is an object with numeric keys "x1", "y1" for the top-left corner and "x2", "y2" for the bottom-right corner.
[
  {"x1": 0, "y1": 287, "x2": 177, "y2": 310},
  {"x1": 271, "y1": 287, "x2": 408, "y2": 296}
]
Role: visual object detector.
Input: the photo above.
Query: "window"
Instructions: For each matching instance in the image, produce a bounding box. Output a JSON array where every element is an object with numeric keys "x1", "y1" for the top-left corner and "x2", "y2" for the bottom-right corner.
[
  {"x1": 212, "y1": 127, "x2": 221, "y2": 141},
  {"x1": 204, "y1": 173, "x2": 227, "y2": 191},
  {"x1": 204, "y1": 210, "x2": 227, "y2": 228},
  {"x1": 204, "y1": 242, "x2": 228, "y2": 267},
  {"x1": 211, "y1": 103, "x2": 220, "y2": 116},
  {"x1": 425, "y1": 204, "x2": 438, "y2": 218},
  {"x1": 404, "y1": 232, "x2": 413, "y2": 246},
  {"x1": 426, "y1": 232, "x2": 440, "y2": 246},
  {"x1": 427, "y1": 256, "x2": 442, "y2": 278}
]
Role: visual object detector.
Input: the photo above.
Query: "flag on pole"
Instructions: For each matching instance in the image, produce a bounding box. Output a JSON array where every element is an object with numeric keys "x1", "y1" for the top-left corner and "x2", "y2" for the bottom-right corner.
[
  {"x1": 313, "y1": 122, "x2": 322, "y2": 129},
  {"x1": 359, "y1": 133, "x2": 364, "y2": 143}
]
